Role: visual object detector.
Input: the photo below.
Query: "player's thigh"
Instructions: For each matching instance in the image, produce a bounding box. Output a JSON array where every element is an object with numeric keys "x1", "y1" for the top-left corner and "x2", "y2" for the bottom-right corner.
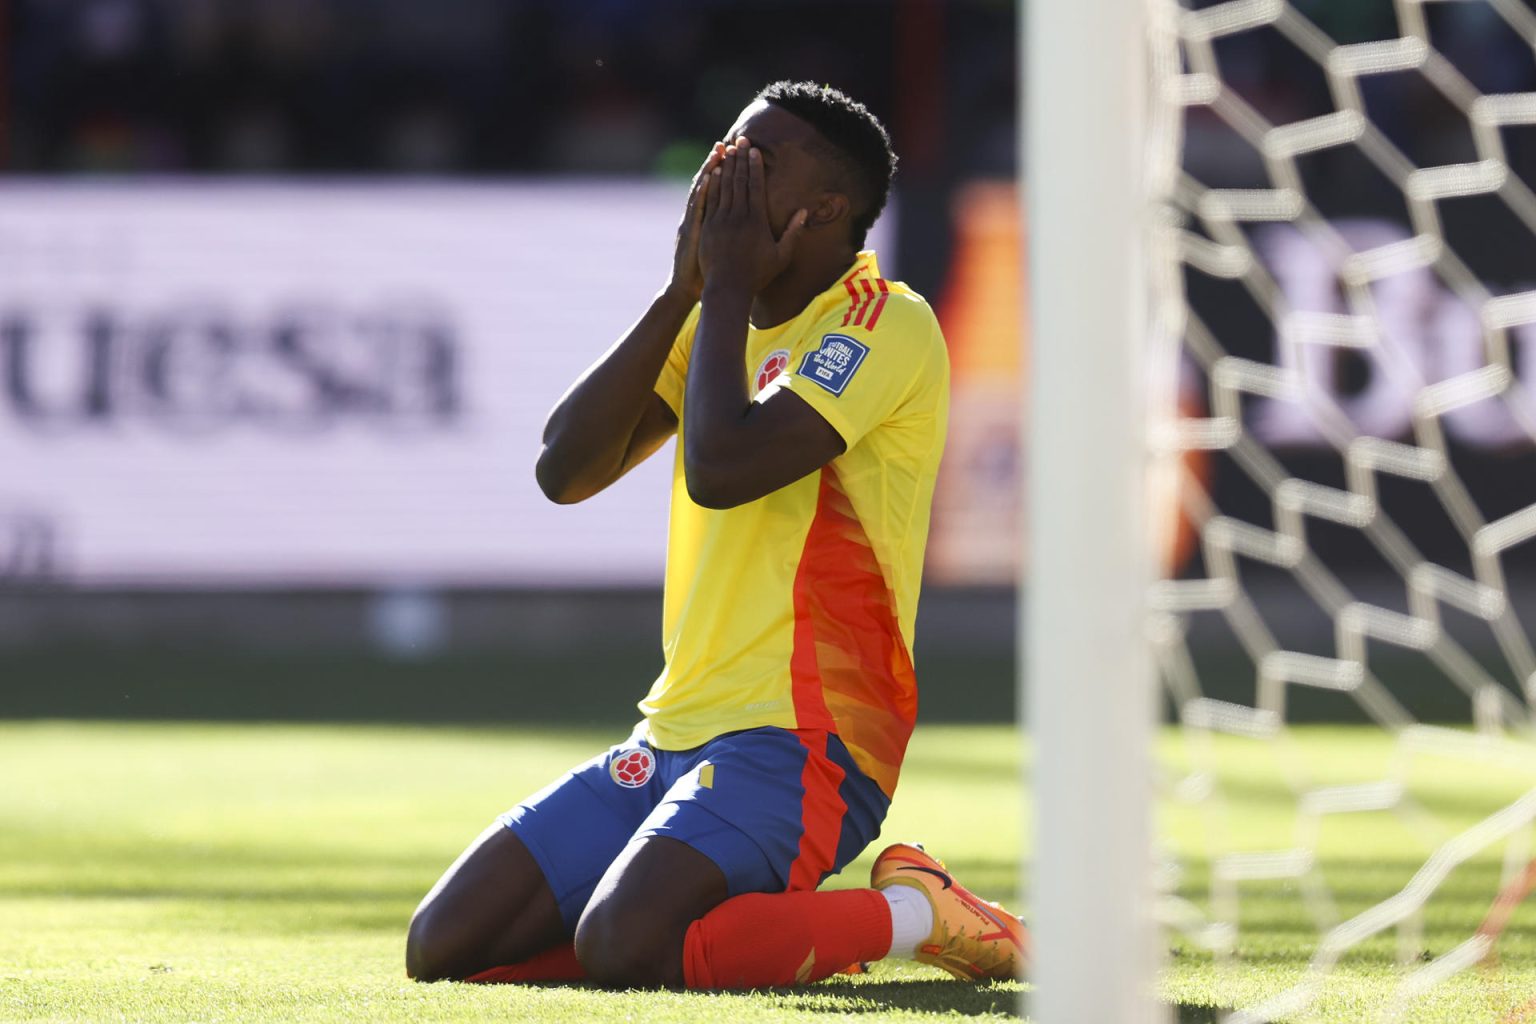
[
  {"x1": 575, "y1": 833, "x2": 729, "y2": 986},
  {"x1": 408, "y1": 738, "x2": 660, "y2": 979},
  {"x1": 645, "y1": 727, "x2": 891, "y2": 896},
  {"x1": 573, "y1": 728, "x2": 890, "y2": 985},
  {"x1": 406, "y1": 823, "x2": 563, "y2": 980}
]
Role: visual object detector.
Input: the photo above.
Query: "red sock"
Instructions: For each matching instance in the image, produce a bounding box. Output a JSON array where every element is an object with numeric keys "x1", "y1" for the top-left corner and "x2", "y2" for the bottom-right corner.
[
  {"x1": 682, "y1": 888, "x2": 891, "y2": 988},
  {"x1": 464, "y1": 943, "x2": 585, "y2": 984}
]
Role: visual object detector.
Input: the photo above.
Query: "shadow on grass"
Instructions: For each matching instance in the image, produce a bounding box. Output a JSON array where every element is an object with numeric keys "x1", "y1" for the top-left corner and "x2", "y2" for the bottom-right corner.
[
  {"x1": 774, "y1": 981, "x2": 1229, "y2": 1022},
  {"x1": 495, "y1": 977, "x2": 1233, "y2": 1022},
  {"x1": 785, "y1": 978, "x2": 1022, "y2": 1015},
  {"x1": 490, "y1": 977, "x2": 1024, "y2": 1018}
]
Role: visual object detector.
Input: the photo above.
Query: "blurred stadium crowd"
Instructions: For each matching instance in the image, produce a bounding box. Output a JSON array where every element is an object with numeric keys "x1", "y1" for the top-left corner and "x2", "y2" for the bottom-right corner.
[
  {"x1": 5, "y1": 0, "x2": 1020, "y2": 304},
  {"x1": 7, "y1": 1, "x2": 1530, "y2": 179},
  {"x1": 5, "y1": 0, "x2": 1012, "y2": 180},
  {"x1": 10, "y1": 0, "x2": 1536, "y2": 283}
]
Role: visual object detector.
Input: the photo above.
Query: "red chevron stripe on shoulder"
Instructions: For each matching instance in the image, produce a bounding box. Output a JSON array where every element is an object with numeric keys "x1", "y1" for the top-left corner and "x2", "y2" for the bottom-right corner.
[
  {"x1": 863, "y1": 279, "x2": 891, "y2": 330},
  {"x1": 841, "y1": 276, "x2": 862, "y2": 326},
  {"x1": 849, "y1": 278, "x2": 878, "y2": 326}
]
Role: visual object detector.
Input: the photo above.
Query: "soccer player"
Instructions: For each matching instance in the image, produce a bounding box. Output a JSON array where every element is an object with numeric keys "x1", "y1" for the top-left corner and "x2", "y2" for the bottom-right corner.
[{"x1": 405, "y1": 81, "x2": 1027, "y2": 989}]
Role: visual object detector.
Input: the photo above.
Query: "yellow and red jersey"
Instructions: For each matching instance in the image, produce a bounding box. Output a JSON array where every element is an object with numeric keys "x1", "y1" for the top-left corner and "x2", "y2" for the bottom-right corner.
[{"x1": 646, "y1": 250, "x2": 949, "y2": 797}]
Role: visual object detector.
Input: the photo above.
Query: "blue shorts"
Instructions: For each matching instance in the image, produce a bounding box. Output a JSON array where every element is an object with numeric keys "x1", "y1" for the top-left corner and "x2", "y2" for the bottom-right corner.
[{"x1": 497, "y1": 726, "x2": 891, "y2": 931}]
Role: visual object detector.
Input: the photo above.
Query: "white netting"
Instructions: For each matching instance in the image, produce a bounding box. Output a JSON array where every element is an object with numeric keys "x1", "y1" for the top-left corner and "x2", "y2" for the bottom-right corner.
[{"x1": 1148, "y1": 1, "x2": 1536, "y2": 1019}]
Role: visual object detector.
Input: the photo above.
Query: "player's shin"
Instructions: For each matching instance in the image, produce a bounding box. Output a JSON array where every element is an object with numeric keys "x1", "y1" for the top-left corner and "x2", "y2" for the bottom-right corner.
[{"x1": 680, "y1": 889, "x2": 892, "y2": 988}]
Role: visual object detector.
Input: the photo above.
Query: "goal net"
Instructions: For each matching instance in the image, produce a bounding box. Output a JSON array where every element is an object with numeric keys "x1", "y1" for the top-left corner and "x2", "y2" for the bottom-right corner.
[{"x1": 1029, "y1": 1, "x2": 1536, "y2": 1021}]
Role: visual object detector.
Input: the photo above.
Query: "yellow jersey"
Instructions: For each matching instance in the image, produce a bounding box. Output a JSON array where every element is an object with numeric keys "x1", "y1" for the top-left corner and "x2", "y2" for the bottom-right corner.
[{"x1": 646, "y1": 250, "x2": 949, "y2": 797}]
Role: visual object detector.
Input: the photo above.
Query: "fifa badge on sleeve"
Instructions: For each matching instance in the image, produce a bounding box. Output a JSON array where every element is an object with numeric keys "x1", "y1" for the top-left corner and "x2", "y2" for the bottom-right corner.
[{"x1": 799, "y1": 334, "x2": 869, "y2": 396}]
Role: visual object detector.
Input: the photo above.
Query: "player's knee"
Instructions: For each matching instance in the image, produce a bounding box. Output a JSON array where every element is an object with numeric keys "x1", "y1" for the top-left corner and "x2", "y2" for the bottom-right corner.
[
  {"x1": 404, "y1": 908, "x2": 455, "y2": 982},
  {"x1": 573, "y1": 902, "x2": 682, "y2": 988}
]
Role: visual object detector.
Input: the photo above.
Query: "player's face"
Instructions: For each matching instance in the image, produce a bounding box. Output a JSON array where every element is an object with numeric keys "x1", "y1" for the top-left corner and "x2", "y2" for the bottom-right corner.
[{"x1": 722, "y1": 100, "x2": 835, "y2": 242}]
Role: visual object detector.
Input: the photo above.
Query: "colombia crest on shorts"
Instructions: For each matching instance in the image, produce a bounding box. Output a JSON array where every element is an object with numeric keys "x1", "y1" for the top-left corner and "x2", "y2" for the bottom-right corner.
[{"x1": 610, "y1": 748, "x2": 656, "y2": 788}]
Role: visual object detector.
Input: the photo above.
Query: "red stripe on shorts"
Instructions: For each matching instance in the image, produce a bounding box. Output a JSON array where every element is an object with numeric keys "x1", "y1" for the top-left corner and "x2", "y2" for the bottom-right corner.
[{"x1": 785, "y1": 730, "x2": 850, "y2": 892}]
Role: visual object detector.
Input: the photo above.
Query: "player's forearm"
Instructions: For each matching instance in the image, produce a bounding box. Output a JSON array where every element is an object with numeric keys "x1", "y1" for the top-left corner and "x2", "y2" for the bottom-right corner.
[
  {"x1": 536, "y1": 287, "x2": 693, "y2": 503},
  {"x1": 683, "y1": 282, "x2": 757, "y2": 508}
]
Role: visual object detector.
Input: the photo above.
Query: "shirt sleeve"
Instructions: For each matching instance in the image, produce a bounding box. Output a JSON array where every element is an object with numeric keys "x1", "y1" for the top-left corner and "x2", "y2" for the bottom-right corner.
[
  {"x1": 654, "y1": 303, "x2": 701, "y2": 417},
  {"x1": 770, "y1": 294, "x2": 944, "y2": 449}
]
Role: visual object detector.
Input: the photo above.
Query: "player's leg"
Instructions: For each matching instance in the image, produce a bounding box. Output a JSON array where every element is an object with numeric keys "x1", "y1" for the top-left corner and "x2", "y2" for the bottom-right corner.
[
  {"x1": 406, "y1": 738, "x2": 659, "y2": 982},
  {"x1": 676, "y1": 728, "x2": 902, "y2": 987},
  {"x1": 572, "y1": 833, "x2": 729, "y2": 986},
  {"x1": 573, "y1": 727, "x2": 1028, "y2": 988},
  {"x1": 575, "y1": 830, "x2": 911, "y2": 988},
  {"x1": 684, "y1": 838, "x2": 1031, "y2": 986},
  {"x1": 405, "y1": 825, "x2": 566, "y2": 982},
  {"x1": 574, "y1": 727, "x2": 896, "y2": 987}
]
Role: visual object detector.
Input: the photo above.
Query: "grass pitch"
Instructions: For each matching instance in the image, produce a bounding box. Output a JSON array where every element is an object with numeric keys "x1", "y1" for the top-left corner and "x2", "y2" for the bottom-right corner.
[{"x1": 2, "y1": 721, "x2": 1533, "y2": 1023}]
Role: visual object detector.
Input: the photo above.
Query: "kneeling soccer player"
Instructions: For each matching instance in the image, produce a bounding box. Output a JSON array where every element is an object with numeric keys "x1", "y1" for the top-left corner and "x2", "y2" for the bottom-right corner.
[{"x1": 406, "y1": 81, "x2": 1028, "y2": 989}]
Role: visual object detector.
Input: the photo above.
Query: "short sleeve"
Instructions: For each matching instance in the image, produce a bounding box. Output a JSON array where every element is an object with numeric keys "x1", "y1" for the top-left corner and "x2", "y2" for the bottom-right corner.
[
  {"x1": 654, "y1": 304, "x2": 701, "y2": 416},
  {"x1": 771, "y1": 294, "x2": 944, "y2": 449}
]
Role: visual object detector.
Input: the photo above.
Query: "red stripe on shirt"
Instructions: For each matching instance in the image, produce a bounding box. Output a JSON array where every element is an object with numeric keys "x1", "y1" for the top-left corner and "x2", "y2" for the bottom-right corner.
[
  {"x1": 789, "y1": 503, "x2": 837, "y2": 735},
  {"x1": 851, "y1": 278, "x2": 877, "y2": 326},
  {"x1": 788, "y1": 469, "x2": 918, "y2": 797},
  {"x1": 864, "y1": 280, "x2": 891, "y2": 330},
  {"x1": 840, "y1": 277, "x2": 862, "y2": 327}
]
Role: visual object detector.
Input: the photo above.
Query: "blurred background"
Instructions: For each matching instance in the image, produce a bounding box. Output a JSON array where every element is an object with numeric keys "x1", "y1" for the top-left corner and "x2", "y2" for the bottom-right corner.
[
  {"x1": 4, "y1": 0, "x2": 1536, "y2": 726},
  {"x1": 1, "y1": 0, "x2": 1022, "y2": 724}
]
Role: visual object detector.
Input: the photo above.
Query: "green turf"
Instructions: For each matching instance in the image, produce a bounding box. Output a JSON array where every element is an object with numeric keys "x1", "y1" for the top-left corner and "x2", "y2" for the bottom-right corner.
[{"x1": 1, "y1": 722, "x2": 1533, "y2": 1022}]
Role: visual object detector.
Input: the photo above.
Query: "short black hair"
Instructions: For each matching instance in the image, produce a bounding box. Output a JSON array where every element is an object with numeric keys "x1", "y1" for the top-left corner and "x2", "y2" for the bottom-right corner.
[{"x1": 756, "y1": 80, "x2": 896, "y2": 249}]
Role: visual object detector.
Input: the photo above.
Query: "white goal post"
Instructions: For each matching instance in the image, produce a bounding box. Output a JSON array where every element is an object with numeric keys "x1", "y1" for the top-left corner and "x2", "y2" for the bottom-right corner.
[
  {"x1": 1025, "y1": 1, "x2": 1536, "y2": 1021},
  {"x1": 1024, "y1": 0, "x2": 1165, "y2": 1021}
]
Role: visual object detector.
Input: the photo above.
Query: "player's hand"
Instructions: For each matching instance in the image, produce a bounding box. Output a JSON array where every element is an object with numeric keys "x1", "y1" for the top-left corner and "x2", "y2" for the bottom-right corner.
[
  {"x1": 665, "y1": 142, "x2": 727, "y2": 304},
  {"x1": 698, "y1": 137, "x2": 809, "y2": 295}
]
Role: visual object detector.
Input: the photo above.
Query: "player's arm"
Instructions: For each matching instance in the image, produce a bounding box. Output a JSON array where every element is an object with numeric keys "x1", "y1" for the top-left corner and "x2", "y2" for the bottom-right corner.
[
  {"x1": 535, "y1": 296, "x2": 685, "y2": 505},
  {"x1": 685, "y1": 141, "x2": 845, "y2": 510},
  {"x1": 535, "y1": 143, "x2": 725, "y2": 505}
]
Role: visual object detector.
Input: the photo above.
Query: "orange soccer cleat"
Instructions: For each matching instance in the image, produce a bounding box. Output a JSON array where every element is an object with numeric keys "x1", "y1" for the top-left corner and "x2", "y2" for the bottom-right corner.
[{"x1": 870, "y1": 842, "x2": 1031, "y2": 981}]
